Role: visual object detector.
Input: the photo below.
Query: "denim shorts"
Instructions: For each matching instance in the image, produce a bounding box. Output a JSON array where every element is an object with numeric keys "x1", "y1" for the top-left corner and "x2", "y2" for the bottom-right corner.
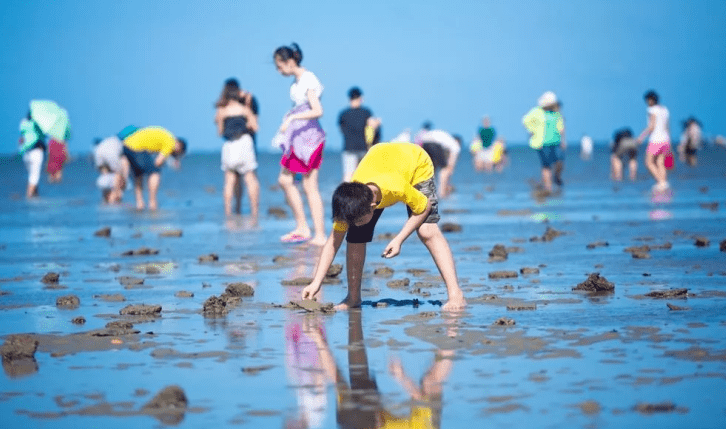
[
  {"x1": 123, "y1": 146, "x2": 161, "y2": 177},
  {"x1": 537, "y1": 145, "x2": 560, "y2": 168},
  {"x1": 346, "y1": 177, "x2": 440, "y2": 243}
]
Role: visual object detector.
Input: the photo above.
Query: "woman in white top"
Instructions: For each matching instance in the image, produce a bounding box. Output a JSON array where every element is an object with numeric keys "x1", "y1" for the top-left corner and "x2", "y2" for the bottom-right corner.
[
  {"x1": 637, "y1": 90, "x2": 672, "y2": 191},
  {"x1": 273, "y1": 43, "x2": 327, "y2": 245}
]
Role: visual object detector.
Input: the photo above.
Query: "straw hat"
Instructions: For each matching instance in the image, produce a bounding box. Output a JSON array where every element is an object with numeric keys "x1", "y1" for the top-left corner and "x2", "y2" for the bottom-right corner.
[{"x1": 538, "y1": 91, "x2": 558, "y2": 108}]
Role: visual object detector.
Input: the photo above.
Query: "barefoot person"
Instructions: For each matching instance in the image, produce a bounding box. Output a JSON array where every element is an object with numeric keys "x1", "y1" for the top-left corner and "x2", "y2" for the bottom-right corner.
[
  {"x1": 522, "y1": 91, "x2": 565, "y2": 194},
  {"x1": 214, "y1": 78, "x2": 260, "y2": 218},
  {"x1": 119, "y1": 126, "x2": 186, "y2": 211},
  {"x1": 272, "y1": 43, "x2": 327, "y2": 245},
  {"x1": 637, "y1": 90, "x2": 672, "y2": 191},
  {"x1": 301, "y1": 142, "x2": 467, "y2": 311}
]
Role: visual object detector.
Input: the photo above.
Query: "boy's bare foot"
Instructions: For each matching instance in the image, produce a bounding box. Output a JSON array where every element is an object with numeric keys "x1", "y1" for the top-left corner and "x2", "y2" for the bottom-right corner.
[
  {"x1": 442, "y1": 297, "x2": 467, "y2": 311},
  {"x1": 308, "y1": 235, "x2": 327, "y2": 246},
  {"x1": 334, "y1": 299, "x2": 362, "y2": 311},
  {"x1": 135, "y1": 202, "x2": 145, "y2": 211}
]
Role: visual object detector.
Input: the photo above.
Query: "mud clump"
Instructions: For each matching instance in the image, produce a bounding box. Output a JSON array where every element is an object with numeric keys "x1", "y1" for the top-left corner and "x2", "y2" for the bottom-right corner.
[
  {"x1": 174, "y1": 291, "x2": 194, "y2": 298},
  {"x1": 71, "y1": 316, "x2": 86, "y2": 325},
  {"x1": 225, "y1": 283, "x2": 254, "y2": 297},
  {"x1": 121, "y1": 247, "x2": 159, "y2": 256},
  {"x1": 488, "y1": 244, "x2": 508, "y2": 262},
  {"x1": 202, "y1": 295, "x2": 229, "y2": 316},
  {"x1": 530, "y1": 226, "x2": 566, "y2": 242},
  {"x1": 441, "y1": 222, "x2": 462, "y2": 233},
  {"x1": 520, "y1": 267, "x2": 540, "y2": 275},
  {"x1": 142, "y1": 385, "x2": 188, "y2": 425},
  {"x1": 493, "y1": 317, "x2": 516, "y2": 326},
  {"x1": 91, "y1": 321, "x2": 140, "y2": 337},
  {"x1": 694, "y1": 236, "x2": 710, "y2": 247},
  {"x1": 41, "y1": 272, "x2": 60, "y2": 284},
  {"x1": 488, "y1": 270, "x2": 518, "y2": 280},
  {"x1": 267, "y1": 207, "x2": 287, "y2": 219},
  {"x1": 586, "y1": 241, "x2": 609, "y2": 249},
  {"x1": 646, "y1": 288, "x2": 688, "y2": 299},
  {"x1": 699, "y1": 202, "x2": 718, "y2": 211},
  {"x1": 93, "y1": 227, "x2": 111, "y2": 237},
  {"x1": 573, "y1": 273, "x2": 614, "y2": 293},
  {"x1": 280, "y1": 277, "x2": 311, "y2": 286},
  {"x1": 634, "y1": 401, "x2": 678, "y2": 414},
  {"x1": 326, "y1": 264, "x2": 343, "y2": 278},
  {"x1": 56, "y1": 295, "x2": 80, "y2": 308},
  {"x1": 667, "y1": 303, "x2": 689, "y2": 311},
  {"x1": 387, "y1": 278, "x2": 410, "y2": 289},
  {"x1": 286, "y1": 300, "x2": 335, "y2": 314},
  {"x1": 198, "y1": 253, "x2": 219, "y2": 263},
  {"x1": 374, "y1": 267, "x2": 395, "y2": 277},
  {"x1": 631, "y1": 251, "x2": 651, "y2": 259},
  {"x1": 1, "y1": 334, "x2": 39, "y2": 378},
  {"x1": 120, "y1": 304, "x2": 162, "y2": 316},
  {"x1": 159, "y1": 229, "x2": 183, "y2": 238},
  {"x1": 118, "y1": 276, "x2": 144, "y2": 286},
  {"x1": 507, "y1": 303, "x2": 537, "y2": 311},
  {"x1": 94, "y1": 294, "x2": 126, "y2": 302}
]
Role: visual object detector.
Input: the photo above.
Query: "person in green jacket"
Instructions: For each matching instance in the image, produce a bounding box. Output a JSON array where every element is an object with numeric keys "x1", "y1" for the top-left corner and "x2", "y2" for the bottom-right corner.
[{"x1": 522, "y1": 91, "x2": 566, "y2": 194}]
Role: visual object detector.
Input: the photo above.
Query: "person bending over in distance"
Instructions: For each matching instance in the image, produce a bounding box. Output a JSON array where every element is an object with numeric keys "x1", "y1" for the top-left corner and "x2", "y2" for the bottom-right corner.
[{"x1": 301, "y1": 142, "x2": 467, "y2": 311}]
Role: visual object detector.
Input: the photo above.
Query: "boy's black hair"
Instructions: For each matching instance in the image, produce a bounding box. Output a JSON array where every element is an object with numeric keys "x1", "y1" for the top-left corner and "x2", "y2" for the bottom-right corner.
[
  {"x1": 644, "y1": 90, "x2": 659, "y2": 104},
  {"x1": 175, "y1": 138, "x2": 187, "y2": 158},
  {"x1": 332, "y1": 182, "x2": 374, "y2": 224},
  {"x1": 348, "y1": 87, "x2": 362, "y2": 100}
]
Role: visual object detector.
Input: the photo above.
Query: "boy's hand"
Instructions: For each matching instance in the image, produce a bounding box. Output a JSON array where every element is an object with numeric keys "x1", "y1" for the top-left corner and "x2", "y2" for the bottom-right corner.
[
  {"x1": 301, "y1": 283, "x2": 321, "y2": 300},
  {"x1": 382, "y1": 239, "x2": 402, "y2": 258}
]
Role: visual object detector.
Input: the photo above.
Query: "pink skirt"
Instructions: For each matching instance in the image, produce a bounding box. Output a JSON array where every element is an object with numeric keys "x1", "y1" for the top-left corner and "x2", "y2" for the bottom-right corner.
[
  {"x1": 47, "y1": 139, "x2": 68, "y2": 175},
  {"x1": 280, "y1": 142, "x2": 324, "y2": 174}
]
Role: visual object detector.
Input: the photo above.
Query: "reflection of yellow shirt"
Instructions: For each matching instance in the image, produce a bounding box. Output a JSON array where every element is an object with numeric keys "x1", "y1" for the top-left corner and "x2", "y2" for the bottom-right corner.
[
  {"x1": 333, "y1": 143, "x2": 434, "y2": 232},
  {"x1": 380, "y1": 406, "x2": 434, "y2": 429},
  {"x1": 124, "y1": 127, "x2": 176, "y2": 156}
]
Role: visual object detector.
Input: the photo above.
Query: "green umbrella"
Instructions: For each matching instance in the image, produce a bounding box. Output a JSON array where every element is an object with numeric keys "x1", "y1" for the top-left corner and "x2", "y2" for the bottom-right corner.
[{"x1": 29, "y1": 100, "x2": 71, "y2": 141}]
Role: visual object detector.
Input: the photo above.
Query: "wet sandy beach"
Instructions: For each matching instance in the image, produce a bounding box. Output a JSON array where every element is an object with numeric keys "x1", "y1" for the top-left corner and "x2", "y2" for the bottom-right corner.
[{"x1": 1, "y1": 146, "x2": 725, "y2": 428}]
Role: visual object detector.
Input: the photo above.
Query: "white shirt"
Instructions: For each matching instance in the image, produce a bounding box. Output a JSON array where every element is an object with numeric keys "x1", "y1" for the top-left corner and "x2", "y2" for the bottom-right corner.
[
  {"x1": 418, "y1": 129, "x2": 461, "y2": 156},
  {"x1": 290, "y1": 70, "x2": 323, "y2": 106},
  {"x1": 647, "y1": 105, "x2": 670, "y2": 144}
]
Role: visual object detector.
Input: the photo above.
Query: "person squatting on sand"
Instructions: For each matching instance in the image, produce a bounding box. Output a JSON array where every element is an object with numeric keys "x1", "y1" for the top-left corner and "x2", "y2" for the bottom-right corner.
[
  {"x1": 610, "y1": 127, "x2": 639, "y2": 182},
  {"x1": 637, "y1": 90, "x2": 672, "y2": 192},
  {"x1": 118, "y1": 126, "x2": 186, "y2": 211},
  {"x1": 301, "y1": 142, "x2": 467, "y2": 311},
  {"x1": 678, "y1": 116, "x2": 702, "y2": 167},
  {"x1": 214, "y1": 78, "x2": 260, "y2": 218},
  {"x1": 93, "y1": 135, "x2": 125, "y2": 204},
  {"x1": 522, "y1": 91, "x2": 566, "y2": 194},
  {"x1": 338, "y1": 86, "x2": 381, "y2": 182},
  {"x1": 272, "y1": 43, "x2": 327, "y2": 246}
]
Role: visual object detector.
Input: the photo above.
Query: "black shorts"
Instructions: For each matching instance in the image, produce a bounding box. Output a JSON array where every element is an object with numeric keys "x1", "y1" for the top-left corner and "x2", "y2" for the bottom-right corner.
[{"x1": 345, "y1": 177, "x2": 441, "y2": 244}]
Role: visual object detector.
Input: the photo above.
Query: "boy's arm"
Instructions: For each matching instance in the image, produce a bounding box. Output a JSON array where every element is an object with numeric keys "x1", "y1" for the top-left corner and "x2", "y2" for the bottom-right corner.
[
  {"x1": 302, "y1": 229, "x2": 347, "y2": 299},
  {"x1": 383, "y1": 198, "x2": 432, "y2": 258}
]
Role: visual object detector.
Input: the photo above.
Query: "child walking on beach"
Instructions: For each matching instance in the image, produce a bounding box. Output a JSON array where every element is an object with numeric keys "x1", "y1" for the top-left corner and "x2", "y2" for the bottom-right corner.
[
  {"x1": 272, "y1": 43, "x2": 327, "y2": 246},
  {"x1": 522, "y1": 91, "x2": 566, "y2": 194},
  {"x1": 301, "y1": 142, "x2": 467, "y2": 311},
  {"x1": 637, "y1": 90, "x2": 672, "y2": 192}
]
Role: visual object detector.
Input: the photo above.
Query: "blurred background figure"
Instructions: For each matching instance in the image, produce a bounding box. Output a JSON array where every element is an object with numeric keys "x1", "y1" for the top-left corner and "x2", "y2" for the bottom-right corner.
[
  {"x1": 338, "y1": 86, "x2": 380, "y2": 182},
  {"x1": 523, "y1": 91, "x2": 565, "y2": 195},
  {"x1": 418, "y1": 129, "x2": 462, "y2": 198},
  {"x1": 678, "y1": 116, "x2": 702, "y2": 167},
  {"x1": 413, "y1": 120, "x2": 433, "y2": 145},
  {"x1": 471, "y1": 116, "x2": 507, "y2": 173},
  {"x1": 610, "y1": 127, "x2": 639, "y2": 181},
  {"x1": 637, "y1": 90, "x2": 672, "y2": 192},
  {"x1": 214, "y1": 77, "x2": 260, "y2": 219},
  {"x1": 92, "y1": 135, "x2": 125, "y2": 204},
  {"x1": 580, "y1": 134, "x2": 593, "y2": 160},
  {"x1": 18, "y1": 115, "x2": 45, "y2": 199}
]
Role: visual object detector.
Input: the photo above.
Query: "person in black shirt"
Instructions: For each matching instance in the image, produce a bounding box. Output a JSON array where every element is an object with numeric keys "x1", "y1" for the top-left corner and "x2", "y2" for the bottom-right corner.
[{"x1": 338, "y1": 87, "x2": 380, "y2": 181}]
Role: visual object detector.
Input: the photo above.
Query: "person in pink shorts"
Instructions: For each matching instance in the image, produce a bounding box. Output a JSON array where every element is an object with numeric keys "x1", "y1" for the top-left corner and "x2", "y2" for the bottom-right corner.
[{"x1": 637, "y1": 90, "x2": 672, "y2": 191}]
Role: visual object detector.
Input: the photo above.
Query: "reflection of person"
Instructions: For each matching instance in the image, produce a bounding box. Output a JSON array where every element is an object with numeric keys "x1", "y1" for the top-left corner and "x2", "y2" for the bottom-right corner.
[
  {"x1": 418, "y1": 129, "x2": 462, "y2": 198},
  {"x1": 272, "y1": 43, "x2": 327, "y2": 246},
  {"x1": 18, "y1": 116, "x2": 46, "y2": 199},
  {"x1": 522, "y1": 91, "x2": 566, "y2": 194},
  {"x1": 637, "y1": 90, "x2": 672, "y2": 192},
  {"x1": 214, "y1": 78, "x2": 260, "y2": 218},
  {"x1": 93, "y1": 135, "x2": 125, "y2": 203},
  {"x1": 339, "y1": 87, "x2": 381, "y2": 182},
  {"x1": 301, "y1": 142, "x2": 467, "y2": 311},
  {"x1": 304, "y1": 310, "x2": 452, "y2": 429},
  {"x1": 678, "y1": 117, "x2": 702, "y2": 167},
  {"x1": 610, "y1": 128, "x2": 638, "y2": 182},
  {"x1": 580, "y1": 134, "x2": 593, "y2": 160},
  {"x1": 119, "y1": 126, "x2": 187, "y2": 211}
]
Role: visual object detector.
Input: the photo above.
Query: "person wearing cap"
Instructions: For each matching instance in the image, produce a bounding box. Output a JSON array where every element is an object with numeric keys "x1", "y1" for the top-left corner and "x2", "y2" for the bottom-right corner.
[
  {"x1": 338, "y1": 87, "x2": 380, "y2": 182},
  {"x1": 119, "y1": 126, "x2": 187, "y2": 211},
  {"x1": 522, "y1": 91, "x2": 566, "y2": 194}
]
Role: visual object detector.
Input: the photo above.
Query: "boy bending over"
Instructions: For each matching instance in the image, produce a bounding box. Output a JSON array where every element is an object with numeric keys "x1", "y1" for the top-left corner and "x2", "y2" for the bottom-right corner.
[{"x1": 301, "y1": 142, "x2": 467, "y2": 311}]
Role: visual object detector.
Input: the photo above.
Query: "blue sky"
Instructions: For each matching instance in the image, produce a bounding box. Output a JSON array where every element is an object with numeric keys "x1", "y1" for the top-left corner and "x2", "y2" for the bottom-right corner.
[{"x1": 1, "y1": 0, "x2": 725, "y2": 154}]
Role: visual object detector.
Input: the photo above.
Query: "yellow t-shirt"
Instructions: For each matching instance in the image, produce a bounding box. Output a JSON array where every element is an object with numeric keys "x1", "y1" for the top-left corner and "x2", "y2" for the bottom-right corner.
[
  {"x1": 124, "y1": 127, "x2": 176, "y2": 156},
  {"x1": 333, "y1": 142, "x2": 434, "y2": 232},
  {"x1": 380, "y1": 406, "x2": 434, "y2": 429}
]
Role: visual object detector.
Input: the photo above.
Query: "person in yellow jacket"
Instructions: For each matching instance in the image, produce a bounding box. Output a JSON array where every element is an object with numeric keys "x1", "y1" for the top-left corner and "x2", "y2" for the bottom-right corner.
[
  {"x1": 522, "y1": 91, "x2": 566, "y2": 194},
  {"x1": 120, "y1": 126, "x2": 186, "y2": 211}
]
